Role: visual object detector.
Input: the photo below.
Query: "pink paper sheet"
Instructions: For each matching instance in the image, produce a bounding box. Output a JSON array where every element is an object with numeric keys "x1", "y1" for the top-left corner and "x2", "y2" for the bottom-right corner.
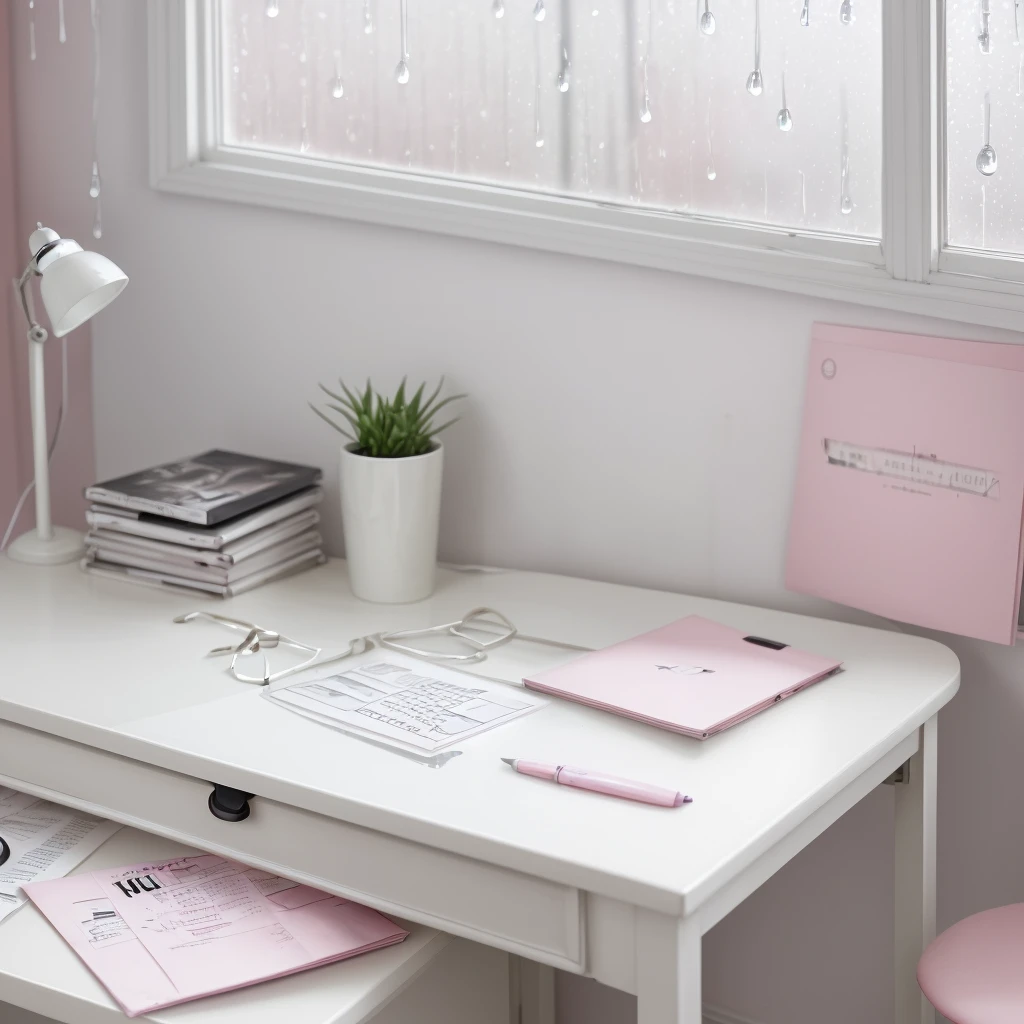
[{"x1": 25, "y1": 854, "x2": 408, "y2": 1018}]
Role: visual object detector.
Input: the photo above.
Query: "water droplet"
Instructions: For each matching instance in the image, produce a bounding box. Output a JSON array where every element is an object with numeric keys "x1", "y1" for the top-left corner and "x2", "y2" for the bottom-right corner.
[
  {"x1": 89, "y1": 161, "x2": 101, "y2": 199},
  {"x1": 533, "y1": 0, "x2": 546, "y2": 21},
  {"x1": 331, "y1": 78, "x2": 344, "y2": 99},
  {"x1": 840, "y1": 195, "x2": 853, "y2": 214},
  {"x1": 978, "y1": 91, "x2": 997, "y2": 176},
  {"x1": 363, "y1": 0, "x2": 374, "y2": 33},
  {"x1": 265, "y1": 0, "x2": 279, "y2": 17},
  {"x1": 92, "y1": 204, "x2": 102, "y2": 240},
  {"x1": 395, "y1": 58, "x2": 410, "y2": 84},
  {"x1": 492, "y1": 0, "x2": 504, "y2": 17},
  {"x1": 839, "y1": 0, "x2": 853, "y2": 23},
  {"x1": 639, "y1": 99, "x2": 652, "y2": 123},
  {"x1": 746, "y1": 69, "x2": 763, "y2": 96},
  {"x1": 777, "y1": 108, "x2": 793, "y2": 131},
  {"x1": 707, "y1": 165, "x2": 717, "y2": 180},
  {"x1": 800, "y1": 0, "x2": 809, "y2": 26},
  {"x1": 699, "y1": 9, "x2": 716, "y2": 34},
  {"x1": 979, "y1": 0, "x2": 992, "y2": 53},
  {"x1": 58, "y1": 0, "x2": 66, "y2": 42},
  {"x1": 557, "y1": 49, "x2": 571, "y2": 92}
]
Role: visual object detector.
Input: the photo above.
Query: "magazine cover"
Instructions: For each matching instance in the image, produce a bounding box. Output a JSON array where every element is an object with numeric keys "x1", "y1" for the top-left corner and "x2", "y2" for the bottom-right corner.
[{"x1": 85, "y1": 451, "x2": 322, "y2": 525}]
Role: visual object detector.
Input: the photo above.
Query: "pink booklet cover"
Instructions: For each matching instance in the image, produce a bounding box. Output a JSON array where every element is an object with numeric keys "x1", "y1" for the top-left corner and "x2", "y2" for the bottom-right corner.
[
  {"x1": 524, "y1": 615, "x2": 841, "y2": 739},
  {"x1": 24, "y1": 854, "x2": 408, "y2": 1018}
]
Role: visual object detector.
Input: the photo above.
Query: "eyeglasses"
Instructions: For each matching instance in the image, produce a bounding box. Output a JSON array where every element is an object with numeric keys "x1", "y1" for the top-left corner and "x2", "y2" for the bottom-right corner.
[
  {"x1": 375, "y1": 607, "x2": 518, "y2": 663},
  {"x1": 173, "y1": 611, "x2": 368, "y2": 685},
  {"x1": 175, "y1": 605, "x2": 589, "y2": 685}
]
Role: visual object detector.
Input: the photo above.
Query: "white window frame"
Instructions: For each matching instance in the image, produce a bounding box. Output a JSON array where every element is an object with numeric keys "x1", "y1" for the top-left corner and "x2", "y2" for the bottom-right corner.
[{"x1": 148, "y1": 0, "x2": 1024, "y2": 330}]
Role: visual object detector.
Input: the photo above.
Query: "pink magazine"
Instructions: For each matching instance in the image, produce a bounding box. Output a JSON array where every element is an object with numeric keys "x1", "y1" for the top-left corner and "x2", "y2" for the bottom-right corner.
[
  {"x1": 24, "y1": 854, "x2": 408, "y2": 1018},
  {"x1": 524, "y1": 615, "x2": 841, "y2": 739},
  {"x1": 786, "y1": 323, "x2": 1024, "y2": 645}
]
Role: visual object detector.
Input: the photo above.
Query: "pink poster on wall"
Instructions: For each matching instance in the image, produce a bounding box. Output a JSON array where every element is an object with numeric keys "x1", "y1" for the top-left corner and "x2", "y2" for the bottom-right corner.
[{"x1": 787, "y1": 323, "x2": 1024, "y2": 645}]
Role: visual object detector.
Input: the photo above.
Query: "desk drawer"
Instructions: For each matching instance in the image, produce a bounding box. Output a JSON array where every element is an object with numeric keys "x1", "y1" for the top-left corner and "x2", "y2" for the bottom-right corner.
[{"x1": 0, "y1": 720, "x2": 584, "y2": 971}]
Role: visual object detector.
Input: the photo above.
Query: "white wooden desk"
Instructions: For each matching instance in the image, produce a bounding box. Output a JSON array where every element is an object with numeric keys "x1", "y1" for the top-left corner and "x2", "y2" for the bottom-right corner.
[{"x1": 0, "y1": 560, "x2": 959, "y2": 1024}]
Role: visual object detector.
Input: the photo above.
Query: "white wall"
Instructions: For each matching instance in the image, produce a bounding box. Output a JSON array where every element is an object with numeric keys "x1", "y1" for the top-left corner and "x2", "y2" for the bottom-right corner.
[{"x1": 14, "y1": 4, "x2": 1024, "y2": 1024}]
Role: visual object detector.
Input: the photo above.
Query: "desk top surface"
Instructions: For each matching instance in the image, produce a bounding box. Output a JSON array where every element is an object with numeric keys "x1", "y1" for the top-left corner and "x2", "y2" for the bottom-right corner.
[{"x1": 0, "y1": 560, "x2": 959, "y2": 915}]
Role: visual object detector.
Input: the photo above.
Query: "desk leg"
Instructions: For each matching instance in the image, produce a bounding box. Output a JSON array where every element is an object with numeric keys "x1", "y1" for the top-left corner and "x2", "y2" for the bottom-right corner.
[
  {"x1": 894, "y1": 715, "x2": 937, "y2": 1024},
  {"x1": 635, "y1": 910, "x2": 701, "y2": 1024}
]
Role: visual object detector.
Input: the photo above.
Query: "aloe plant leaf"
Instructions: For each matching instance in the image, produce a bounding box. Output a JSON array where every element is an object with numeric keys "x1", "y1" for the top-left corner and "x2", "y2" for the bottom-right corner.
[
  {"x1": 318, "y1": 382, "x2": 349, "y2": 405},
  {"x1": 309, "y1": 402, "x2": 355, "y2": 441},
  {"x1": 325, "y1": 403, "x2": 360, "y2": 433},
  {"x1": 415, "y1": 393, "x2": 467, "y2": 431},
  {"x1": 424, "y1": 416, "x2": 460, "y2": 438},
  {"x1": 418, "y1": 377, "x2": 445, "y2": 417},
  {"x1": 407, "y1": 381, "x2": 426, "y2": 418}
]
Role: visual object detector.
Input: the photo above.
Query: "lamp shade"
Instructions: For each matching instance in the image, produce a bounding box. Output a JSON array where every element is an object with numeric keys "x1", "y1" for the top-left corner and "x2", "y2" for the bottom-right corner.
[{"x1": 39, "y1": 248, "x2": 128, "y2": 338}]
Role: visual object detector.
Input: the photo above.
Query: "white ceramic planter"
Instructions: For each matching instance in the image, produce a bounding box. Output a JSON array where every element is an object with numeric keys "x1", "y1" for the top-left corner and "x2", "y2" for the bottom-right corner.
[{"x1": 339, "y1": 442, "x2": 444, "y2": 603}]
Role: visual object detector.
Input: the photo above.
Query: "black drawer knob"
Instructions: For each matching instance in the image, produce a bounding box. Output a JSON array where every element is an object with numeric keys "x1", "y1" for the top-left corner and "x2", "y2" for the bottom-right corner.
[{"x1": 208, "y1": 784, "x2": 254, "y2": 822}]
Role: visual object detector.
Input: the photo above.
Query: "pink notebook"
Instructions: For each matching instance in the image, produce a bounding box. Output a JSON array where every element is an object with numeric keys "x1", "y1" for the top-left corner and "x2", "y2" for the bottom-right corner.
[
  {"x1": 524, "y1": 615, "x2": 842, "y2": 739},
  {"x1": 24, "y1": 854, "x2": 408, "y2": 1018}
]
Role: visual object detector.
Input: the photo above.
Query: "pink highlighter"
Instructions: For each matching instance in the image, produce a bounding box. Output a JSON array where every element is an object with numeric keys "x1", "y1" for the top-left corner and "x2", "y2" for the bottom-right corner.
[{"x1": 501, "y1": 758, "x2": 691, "y2": 808}]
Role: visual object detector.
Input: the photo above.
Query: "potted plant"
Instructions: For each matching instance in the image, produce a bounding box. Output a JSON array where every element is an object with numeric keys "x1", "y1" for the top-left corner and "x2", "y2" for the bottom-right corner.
[{"x1": 311, "y1": 378, "x2": 464, "y2": 603}]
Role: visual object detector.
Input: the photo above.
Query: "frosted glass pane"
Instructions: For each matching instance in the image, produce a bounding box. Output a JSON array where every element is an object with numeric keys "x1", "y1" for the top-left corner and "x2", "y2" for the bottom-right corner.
[
  {"x1": 220, "y1": 0, "x2": 881, "y2": 239},
  {"x1": 946, "y1": 1, "x2": 1024, "y2": 253}
]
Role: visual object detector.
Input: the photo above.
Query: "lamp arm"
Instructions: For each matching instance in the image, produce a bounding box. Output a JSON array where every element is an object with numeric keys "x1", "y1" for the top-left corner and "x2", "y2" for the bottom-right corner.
[{"x1": 16, "y1": 262, "x2": 47, "y2": 344}]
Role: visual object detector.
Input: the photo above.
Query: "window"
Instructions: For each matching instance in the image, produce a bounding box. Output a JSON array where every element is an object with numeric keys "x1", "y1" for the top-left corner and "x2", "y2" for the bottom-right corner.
[
  {"x1": 944, "y1": 1, "x2": 1024, "y2": 258},
  {"x1": 149, "y1": 0, "x2": 1024, "y2": 328},
  {"x1": 219, "y1": 0, "x2": 882, "y2": 240}
]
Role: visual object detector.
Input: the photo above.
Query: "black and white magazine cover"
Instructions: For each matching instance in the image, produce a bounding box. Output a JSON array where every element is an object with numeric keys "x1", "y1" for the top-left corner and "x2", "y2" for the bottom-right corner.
[{"x1": 85, "y1": 451, "x2": 323, "y2": 525}]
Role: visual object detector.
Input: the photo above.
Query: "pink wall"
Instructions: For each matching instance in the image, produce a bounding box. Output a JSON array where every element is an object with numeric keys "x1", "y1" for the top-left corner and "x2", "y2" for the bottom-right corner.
[
  {"x1": 2, "y1": 0, "x2": 96, "y2": 542},
  {"x1": 0, "y1": 7, "x2": 23, "y2": 519}
]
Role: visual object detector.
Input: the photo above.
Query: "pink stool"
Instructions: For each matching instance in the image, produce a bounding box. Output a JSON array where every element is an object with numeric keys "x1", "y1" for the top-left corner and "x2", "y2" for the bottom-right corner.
[{"x1": 918, "y1": 903, "x2": 1024, "y2": 1024}]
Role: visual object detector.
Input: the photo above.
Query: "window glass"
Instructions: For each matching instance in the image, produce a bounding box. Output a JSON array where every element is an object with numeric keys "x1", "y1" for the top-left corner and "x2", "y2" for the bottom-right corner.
[
  {"x1": 221, "y1": 0, "x2": 882, "y2": 238},
  {"x1": 946, "y1": 0, "x2": 1023, "y2": 254}
]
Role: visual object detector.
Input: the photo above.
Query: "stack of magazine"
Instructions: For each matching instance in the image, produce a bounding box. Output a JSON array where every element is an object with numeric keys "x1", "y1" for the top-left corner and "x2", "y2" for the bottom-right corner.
[{"x1": 81, "y1": 450, "x2": 326, "y2": 597}]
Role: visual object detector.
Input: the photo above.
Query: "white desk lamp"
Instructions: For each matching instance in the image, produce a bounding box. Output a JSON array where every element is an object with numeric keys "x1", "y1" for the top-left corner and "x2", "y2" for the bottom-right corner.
[{"x1": 6, "y1": 225, "x2": 128, "y2": 565}]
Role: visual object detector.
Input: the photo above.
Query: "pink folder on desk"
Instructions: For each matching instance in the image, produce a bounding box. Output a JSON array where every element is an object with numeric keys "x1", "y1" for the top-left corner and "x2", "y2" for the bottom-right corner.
[
  {"x1": 786, "y1": 323, "x2": 1024, "y2": 645},
  {"x1": 524, "y1": 615, "x2": 842, "y2": 739},
  {"x1": 25, "y1": 854, "x2": 408, "y2": 1018}
]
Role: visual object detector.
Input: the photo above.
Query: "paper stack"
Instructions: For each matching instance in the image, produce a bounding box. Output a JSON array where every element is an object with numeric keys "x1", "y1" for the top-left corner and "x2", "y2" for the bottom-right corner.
[
  {"x1": 81, "y1": 450, "x2": 326, "y2": 597},
  {"x1": 25, "y1": 852, "x2": 409, "y2": 1018}
]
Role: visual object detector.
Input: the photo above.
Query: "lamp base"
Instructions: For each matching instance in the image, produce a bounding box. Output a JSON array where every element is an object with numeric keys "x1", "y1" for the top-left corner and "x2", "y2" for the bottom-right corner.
[{"x1": 7, "y1": 526, "x2": 86, "y2": 565}]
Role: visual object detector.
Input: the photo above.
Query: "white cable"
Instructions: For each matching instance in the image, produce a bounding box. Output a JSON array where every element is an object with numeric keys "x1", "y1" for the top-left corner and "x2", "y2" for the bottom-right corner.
[{"x1": 1, "y1": 336, "x2": 69, "y2": 551}]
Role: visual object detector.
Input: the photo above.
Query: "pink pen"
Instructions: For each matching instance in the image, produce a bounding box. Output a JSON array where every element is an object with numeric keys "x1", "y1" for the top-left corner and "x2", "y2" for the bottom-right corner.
[{"x1": 501, "y1": 758, "x2": 692, "y2": 808}]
